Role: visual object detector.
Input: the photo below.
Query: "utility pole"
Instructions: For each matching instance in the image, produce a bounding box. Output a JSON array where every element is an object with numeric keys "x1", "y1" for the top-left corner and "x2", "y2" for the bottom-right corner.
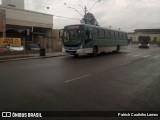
[
  {"x1": 65, "y1": 0, "x2": 100, "y2": 24},
  {"x1": 84, "y1": 6, "x2": 87, "y2": 24}
]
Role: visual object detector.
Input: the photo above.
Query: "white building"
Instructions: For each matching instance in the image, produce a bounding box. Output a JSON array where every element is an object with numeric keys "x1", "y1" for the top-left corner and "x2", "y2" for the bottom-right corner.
[
  {"x1": 2, "y1": 0, "x2": 24, "y2": 9},
  {"x1": 128, "y1": 29, "x2": 160, "y2": 44},
  {"x1": 0, "y1": 0, "x2": 54, "y2": 52}
]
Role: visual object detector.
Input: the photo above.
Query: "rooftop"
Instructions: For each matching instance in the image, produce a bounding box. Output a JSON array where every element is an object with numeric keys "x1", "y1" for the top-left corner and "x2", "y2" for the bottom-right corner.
[
  {"x1": 135, "y1": 29, "x2": 160, "y2": 32},
  {"x1": 0, "y1": 5, "x2": 53, "y2": 17}
]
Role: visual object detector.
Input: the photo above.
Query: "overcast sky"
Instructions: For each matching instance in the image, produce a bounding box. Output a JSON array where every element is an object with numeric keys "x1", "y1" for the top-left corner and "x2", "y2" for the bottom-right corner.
[{"x1": 1, "y1": 0, "x2": 160, "y2": 32}]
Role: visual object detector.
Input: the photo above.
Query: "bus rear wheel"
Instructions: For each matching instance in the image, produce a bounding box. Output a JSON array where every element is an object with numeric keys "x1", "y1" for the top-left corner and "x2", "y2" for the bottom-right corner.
[
  {"x1": 92, "y1": 46, "x2": 98, "y2": 57},
  {"x1": 116, "y1": 45, "x2": 120, "y2": 53}
]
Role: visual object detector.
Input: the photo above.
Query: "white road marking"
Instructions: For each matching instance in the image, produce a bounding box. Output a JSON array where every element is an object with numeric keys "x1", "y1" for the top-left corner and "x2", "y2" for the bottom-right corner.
[
  {"x1": 142, "y1": 55, "x2": 151, "y2": 58},
  {"x1": 152, "y1": 56, "x2": 160, "y2": 59},
  {"x1": 120, "y1": 62, "x2": 131, "y2": 66},
  {"x1": 125, "y1": 54, "x2": 134, "y2": 56},
  {"x1": 65, "y1": 74, "x2": 90, "y2": 83},
  {"x1": 133, "y1": 54, "x2": 142, "y2": 57}
]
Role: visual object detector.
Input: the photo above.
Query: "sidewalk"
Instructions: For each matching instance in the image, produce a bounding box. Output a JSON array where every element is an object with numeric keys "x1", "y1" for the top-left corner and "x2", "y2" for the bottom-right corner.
[{"x1": 0, "y1": 52, "x2": 65, "y2": 62}]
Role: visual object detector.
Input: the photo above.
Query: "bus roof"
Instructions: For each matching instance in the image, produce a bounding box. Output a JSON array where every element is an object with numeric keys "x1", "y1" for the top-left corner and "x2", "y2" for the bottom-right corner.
[{"x1": 64, "y1": 24, "x2": 127, "y2": 33}]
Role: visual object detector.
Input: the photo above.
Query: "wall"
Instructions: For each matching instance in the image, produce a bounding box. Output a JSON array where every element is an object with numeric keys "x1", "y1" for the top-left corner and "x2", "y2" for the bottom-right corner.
[
  {"x1": 128, "y1": 32, "x2": 160, "y2": 43},
  {"x1": 0, "y1": 6, "x2": 55, "y2": 53},
  {"x1": 128, "y1": 33, "x2": 136, "y2": 42},
  {"x1": 0, "y1": 11, "x2": 3, "y2": 32},
  {"x1": 2, "y1": 0, "x2": 24, "y2": 9},
  {"x1": 52, "y1": 29, "x2": 62, "y2": 52},
  {"x1": 136, "y1": 32, "x2": 160, "y2": 42},
  {"x1": 5, "y1": 8, "x2": 53, "y2": 28},
  {"x1": 0, "y1": 9, "x2": 5, "y2": 37}
]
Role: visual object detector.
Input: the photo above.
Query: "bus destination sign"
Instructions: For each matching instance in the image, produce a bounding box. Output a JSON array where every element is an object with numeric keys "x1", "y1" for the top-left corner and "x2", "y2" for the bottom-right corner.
[{"x1": 67, "y1": 25, "x2": 80, "y2": 29}]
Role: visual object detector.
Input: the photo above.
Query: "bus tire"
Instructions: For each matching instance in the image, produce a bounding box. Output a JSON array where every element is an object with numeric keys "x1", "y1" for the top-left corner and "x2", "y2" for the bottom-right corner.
[
  {"x1": 116, "y1": 45, "x2": 120, "y2": 53},
  {"x1": 74, "y1": 54, "x2": 79, "y2": 57},
  {"x1": 92, "y1": 46, "x2": 98, "y2": 57}
]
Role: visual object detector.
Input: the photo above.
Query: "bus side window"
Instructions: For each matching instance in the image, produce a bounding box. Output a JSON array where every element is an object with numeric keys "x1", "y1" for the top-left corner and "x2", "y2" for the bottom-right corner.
[
  {"x1": 122, "y1": 33, "x2": 126, "y2": 39},
  {"x1": 122, "y1": 33, "x2": 124, "y2": 39},
  {"x1": 125, "y1": 34, "x2": 128, "y2": 40},
  {"x1": 105, "y1": 30, "x2": 110, "y2": 39},
  {"x1": 115, "y1": 32, "x2": 118, "y2": 39},
  {"x1": 115, "y1": 32, "x2": 119, "y2": 39},
  {"x1": 93, "y1": 29, "x2": 98, "y2": 39},
  {"x1": 119, "y1": 33, "x2": 123, "y2": 39},
  {"x1": 99, "y1": 29, "x2": 105, "y2": 39},
  {"x1": 110, "y1": 31, "x2": 114, "y2": 39},
  {"x1": 115, "y1": 32, "x2": 117, "y2": 39},
  {"x1": 117, "y1": 32, "x2": 120, "y2": 39}
]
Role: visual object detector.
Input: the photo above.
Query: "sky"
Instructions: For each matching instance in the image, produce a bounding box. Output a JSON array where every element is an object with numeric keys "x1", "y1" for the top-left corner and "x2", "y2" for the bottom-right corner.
[{"x1": 1, "y1": 0, "x2": 160, "y2": 32}]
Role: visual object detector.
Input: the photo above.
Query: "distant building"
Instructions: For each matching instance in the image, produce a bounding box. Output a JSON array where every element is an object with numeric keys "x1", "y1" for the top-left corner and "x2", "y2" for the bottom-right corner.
[
  {"x1": 0, "y1": 0, "x2": 54, "y2": 52},
  {"x1": 128, "y1": 29, "x2": 160, "y2": 44}
]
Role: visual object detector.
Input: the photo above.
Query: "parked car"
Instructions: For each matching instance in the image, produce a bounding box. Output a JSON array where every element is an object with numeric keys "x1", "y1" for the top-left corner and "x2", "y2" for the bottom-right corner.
[
  {"x1": 28, "y1": 44, "x2": 40, "y2": 51},
  {"x1": 6, "y1": 44, "x2": 24, "y2": 51},
  {"x1": 0, "y1": 44, "x2": 7, "y2": 52}
]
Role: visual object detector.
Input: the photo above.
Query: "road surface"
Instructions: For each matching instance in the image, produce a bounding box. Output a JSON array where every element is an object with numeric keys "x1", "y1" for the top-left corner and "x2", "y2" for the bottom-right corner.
[{"x1": 0, "y1": 45, "x2": 160, "y2": 119}]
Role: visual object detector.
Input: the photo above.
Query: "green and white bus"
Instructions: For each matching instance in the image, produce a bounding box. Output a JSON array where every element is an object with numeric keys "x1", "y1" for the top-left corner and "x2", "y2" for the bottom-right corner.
[{"x1": 62, "y1": 24, "x2": 128, "y2": 57}]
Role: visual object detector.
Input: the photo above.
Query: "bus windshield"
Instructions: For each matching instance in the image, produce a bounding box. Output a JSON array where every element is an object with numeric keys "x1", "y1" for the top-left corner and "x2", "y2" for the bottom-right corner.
[
  {"x1": 63, "y1": 27, "x2": 83, "y2": 47},
  {"x1": 64, "y1": 29, "x2": 82, "y2": 41}
]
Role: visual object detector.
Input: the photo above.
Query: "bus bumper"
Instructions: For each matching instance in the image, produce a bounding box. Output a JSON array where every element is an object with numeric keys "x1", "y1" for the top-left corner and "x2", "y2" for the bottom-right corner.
[{"x1": 63, "y1": 48, "x2": 92, "y2": 55}]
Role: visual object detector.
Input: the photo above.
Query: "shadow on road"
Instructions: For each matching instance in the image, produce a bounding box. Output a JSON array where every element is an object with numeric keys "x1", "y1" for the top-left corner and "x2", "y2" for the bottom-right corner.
[{"x1": 63, "y1": 52, "x2": 127, "y2": 60}]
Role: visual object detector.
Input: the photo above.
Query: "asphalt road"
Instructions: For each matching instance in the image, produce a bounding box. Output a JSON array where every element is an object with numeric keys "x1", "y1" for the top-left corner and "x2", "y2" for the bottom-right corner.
[{"x1": 0, "y1": 44, "x2": 160, "y2": 119}]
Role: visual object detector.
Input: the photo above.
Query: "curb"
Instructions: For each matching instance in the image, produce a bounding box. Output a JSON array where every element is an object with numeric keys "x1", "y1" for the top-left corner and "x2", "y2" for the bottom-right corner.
[{"x1": 0, "y1": 54, "x2": 65, "y2": 62}]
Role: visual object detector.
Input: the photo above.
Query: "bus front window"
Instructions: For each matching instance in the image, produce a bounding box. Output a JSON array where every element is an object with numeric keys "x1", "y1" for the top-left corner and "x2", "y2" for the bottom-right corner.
[{"x1": 63, "y1": 29, "x2": 83, "y2": 44}]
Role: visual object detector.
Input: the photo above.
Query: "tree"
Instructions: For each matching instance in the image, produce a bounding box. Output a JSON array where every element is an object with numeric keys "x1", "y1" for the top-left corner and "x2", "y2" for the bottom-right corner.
[{"x1": 82, "y1": 13, "x2": 99, "y2": 26}]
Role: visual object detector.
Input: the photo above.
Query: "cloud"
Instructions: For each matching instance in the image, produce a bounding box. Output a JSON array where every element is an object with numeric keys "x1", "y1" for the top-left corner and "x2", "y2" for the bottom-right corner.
[
  {"x1": 91, "y1": 0, "x2": 160, "y2": 32},
  {"x1": 24, "y1": 0, "x2": 160, "y2": 32}
]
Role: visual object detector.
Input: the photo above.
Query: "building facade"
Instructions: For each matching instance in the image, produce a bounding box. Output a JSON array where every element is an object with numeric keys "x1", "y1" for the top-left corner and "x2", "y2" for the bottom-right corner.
[
  {"x1": 128, "y1": 29, "x2": 160, "y2": 44},
  {"x1": 52, "y1": 29, "x2": 62, "y2": 52},
  {"x1": 2, "y1": 0, "x2": 24, "y2": 9},
  {"x1": 0, "y1": 0, "x2": 54, "y2": 52}
]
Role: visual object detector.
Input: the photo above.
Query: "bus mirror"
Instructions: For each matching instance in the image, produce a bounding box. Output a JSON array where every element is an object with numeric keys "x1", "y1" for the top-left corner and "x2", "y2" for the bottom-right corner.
[{"x1": 59, "y1": 29, "x2": 63, "y2": 38}]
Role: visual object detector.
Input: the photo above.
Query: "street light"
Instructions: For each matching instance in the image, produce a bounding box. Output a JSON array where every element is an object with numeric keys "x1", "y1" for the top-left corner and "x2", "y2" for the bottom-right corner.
[
  {"x1": 64, "y1": 3, "x2": 86, "y2": 23},
  {"x1": 88, "y1": 0, "x2": 101, "y2": 13},
  {"x1": 78, "y1": 5, "x2": 85, "y2": 12},
  {"x1": 64, "y1": 3, "x2": 83, "y2": 16},
  {"x1": 67, "y1": 7, "x2": 83, "y2": 17},
  {"x1": 64, "y1": 0, "x2": 101, "y2": 24}
]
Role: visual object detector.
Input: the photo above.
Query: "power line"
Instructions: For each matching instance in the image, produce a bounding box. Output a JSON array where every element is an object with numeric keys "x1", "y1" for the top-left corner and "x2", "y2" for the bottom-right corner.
[
  {"x1": 53, "y1": 15, "x2": 81, "y2": 20},
  {"x1": 88, "y1": 0, "x2": 101, "y2": 13}
]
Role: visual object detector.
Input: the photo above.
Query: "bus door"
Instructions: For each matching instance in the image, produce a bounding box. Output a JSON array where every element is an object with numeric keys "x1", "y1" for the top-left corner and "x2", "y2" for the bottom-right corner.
[{"x1": 84, "y1": 28, "x2": 93, "y2": 45}]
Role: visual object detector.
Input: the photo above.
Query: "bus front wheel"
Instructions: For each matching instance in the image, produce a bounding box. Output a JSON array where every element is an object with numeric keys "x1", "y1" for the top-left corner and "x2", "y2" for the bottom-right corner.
[{"x1": 74, "y1": 54, "x2": 79, "y2": 57}]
